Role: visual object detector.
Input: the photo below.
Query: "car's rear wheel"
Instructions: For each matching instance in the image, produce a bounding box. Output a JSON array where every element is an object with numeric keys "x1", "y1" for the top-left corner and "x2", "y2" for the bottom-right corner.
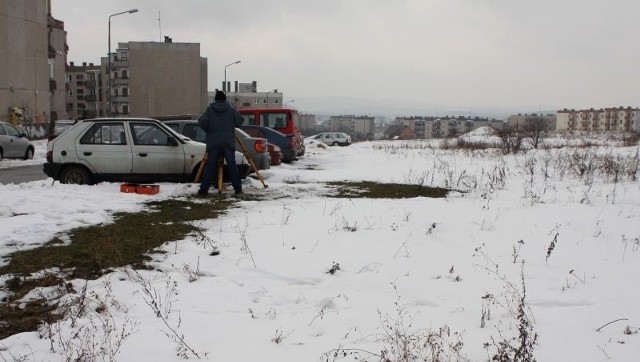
[
  {"x1": 23, "y1": 147, "x2": 34, "y2": 160},
  {"x1": 59, "y1": 165, "x2": 92, "y2": 185}
]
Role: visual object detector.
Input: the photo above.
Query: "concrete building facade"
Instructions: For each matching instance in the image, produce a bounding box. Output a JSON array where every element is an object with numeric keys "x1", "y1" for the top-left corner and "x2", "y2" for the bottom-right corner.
[
  {"x1": 1, "y1": 0, "x2": 68, "y2": 126},
  {"x1": 396, "y1": 116, "x2": 495, "y2": 138},
  {"x1": 556, "y1": 107, "x2": 639, "y2": 132},
  {"x1": 507, "y1": 113, "x2": 557, "y2": 131},
  {"x1": 220, "y1": 82, "x2": 284, "y2": 110},
  {"x1": 328, "y1": 115, "x2": 375, "y2": 140},
  {"x1": 103, "y1": 40, "x2": 208, "y2": 118},
  {"x1": 66, "y1": 62, "x2": 103, "y2": 119}
]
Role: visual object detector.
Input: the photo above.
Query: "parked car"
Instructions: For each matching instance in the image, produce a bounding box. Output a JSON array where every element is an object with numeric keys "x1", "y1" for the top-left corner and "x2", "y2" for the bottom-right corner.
[
  {"x1": 267, "y1": 143, "x2": 282, "y2": 166},
  {"x1": 49, "y1": 119, "x2": 78, "y2": 141},
  {"x1": 162, "y1": 120, "x2": 270, "y2": 171},
  {"x1": 240, "y1": 125, "x2": 299, "y2": 163},
  {"x1": 0, "y1": 121, "x2": 35, "y2": 160},
  {"x1": 43, "y1": 118, "x2": 249, "y2": 185},
  {"x1": 307, "y1": 132, "x2": 352, "y2": 146},
  {"x1": 238, "y1": 108, "x2": 305, "y2": 158}
]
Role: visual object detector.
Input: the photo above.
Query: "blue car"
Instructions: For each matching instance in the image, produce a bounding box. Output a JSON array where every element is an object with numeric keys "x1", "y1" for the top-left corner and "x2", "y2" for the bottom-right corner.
[{"x1": 240, "y1": 125, "x2": 298, "y2": 163}]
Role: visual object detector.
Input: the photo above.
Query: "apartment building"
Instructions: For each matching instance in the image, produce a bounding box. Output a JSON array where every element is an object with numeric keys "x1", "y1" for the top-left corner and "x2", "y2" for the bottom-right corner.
[
  {"x1": 1, "y1": 0, "x2": 68, "y2": 125},
  {"x1": 507, "y1": 113, "x2": 557, "y2": 131},
  {"x1": 396, "y1": 116, "x2": 493, "y2": 138},
  {"x1": 556, "y1": 107, "x2": 639, "y2": 132},
  {"x1": 66, "y1": 62, "x2": 103, "y2": 119},
  {"x1": 298, "y1": 113, "x2": 317, "y2": 135},
  {"x1": 328, "y1": 115, "x2": 376, "y2": 140},
  {"x1": 221, "y1": 82, "x2": 284, "y2": 109},
  {"x1": 103, "y1": 40, "x2": 208, "y2": 117}
]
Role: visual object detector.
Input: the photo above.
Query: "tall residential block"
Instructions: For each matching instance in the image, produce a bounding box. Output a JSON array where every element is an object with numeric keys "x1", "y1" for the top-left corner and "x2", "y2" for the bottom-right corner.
[
  {"x1": 102, "y1": 40, "x2": 208, "y2": 117},
  {"x1": 66, "y1": 62, "x2": 104, "y2": 119},
  {"x1": 1, "y1": 0, "x2": 68, "y2": 125},
  {"x1": 556, "y1": 107, "x2": 639, "y2": 132}
]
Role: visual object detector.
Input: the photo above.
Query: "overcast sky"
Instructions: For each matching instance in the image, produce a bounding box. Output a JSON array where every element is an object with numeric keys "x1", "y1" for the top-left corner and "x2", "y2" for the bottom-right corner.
[{"x1": 52, "y1": 0, "x2": 640, "y2": 117}]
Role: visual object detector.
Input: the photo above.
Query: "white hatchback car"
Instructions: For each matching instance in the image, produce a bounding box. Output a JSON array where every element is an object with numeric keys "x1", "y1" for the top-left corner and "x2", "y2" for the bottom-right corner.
[
  {"x1": 308, "y1": 132, "x2": 352, "y2": 146},
  {"x1": 43, "y1": 118, "x2": 249, "y2": 185}
]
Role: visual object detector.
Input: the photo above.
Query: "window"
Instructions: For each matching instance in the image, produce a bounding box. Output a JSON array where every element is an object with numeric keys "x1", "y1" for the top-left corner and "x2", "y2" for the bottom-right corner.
[
  {"x1": 121, "y1": 104, "x2": 129, "y2": 114},
  {"x1": 120, "y1": 52, "x2": 128, "y2": 60},
  {"x1": 183, "y1": 124, "x2": 206, "y2": 143},
  {"x1": 122, "y1": 87, "x2": 128, "y2": 96},
  {"x1": 80, "y1": 123, "x2": 126, "y2": 145},
  {"x1": 261, "y1": 113, "x2": 288, "y2": 128},
  {"x1": 240, "y1": 114, "x2": 257, "y2": 126},
  {"x1": 121, "y1": 70, "x2": 128, "y2": 79},
  {"x1": 130, "y1": 123, "x2": 172, "y2": 146}
]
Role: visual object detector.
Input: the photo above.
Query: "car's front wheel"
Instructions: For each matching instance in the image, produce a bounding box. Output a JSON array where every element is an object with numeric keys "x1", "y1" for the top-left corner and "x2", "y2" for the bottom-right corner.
[
  {"x1": 59, "y1": 165, "x2": 92, "y2": 185},
  {"x1": 332, "y1": 141, "x2": 339, "y2": 146}
]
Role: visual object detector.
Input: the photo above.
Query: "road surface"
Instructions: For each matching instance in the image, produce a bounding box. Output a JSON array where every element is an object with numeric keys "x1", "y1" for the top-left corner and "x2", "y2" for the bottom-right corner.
[{"x1": 0, "y1": 164, "x2": 48, "y2": 185}]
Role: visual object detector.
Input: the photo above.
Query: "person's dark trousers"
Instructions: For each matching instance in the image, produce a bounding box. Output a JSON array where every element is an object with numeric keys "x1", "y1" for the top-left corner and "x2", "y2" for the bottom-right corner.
[{"x1": 199, "y1": 146, "x2": 242, "y2": 194}]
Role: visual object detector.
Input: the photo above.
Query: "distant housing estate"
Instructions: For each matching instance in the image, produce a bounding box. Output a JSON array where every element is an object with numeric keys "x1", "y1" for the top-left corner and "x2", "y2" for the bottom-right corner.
[
  {"x1": 328, "y1": 115, "x2": 376, "y2": 140},
  {"x1": 556, "y1": 107, "x2": 639, "y2": 132},
  {"x1": 394, "y1": 116, "x2": 504, "y2": 139}
]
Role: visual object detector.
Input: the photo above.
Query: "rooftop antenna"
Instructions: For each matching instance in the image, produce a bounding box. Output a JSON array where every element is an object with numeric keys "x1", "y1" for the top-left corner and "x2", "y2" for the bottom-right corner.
[{"x1": 158, "y1": 11, "x2": 162, "y2": 41}]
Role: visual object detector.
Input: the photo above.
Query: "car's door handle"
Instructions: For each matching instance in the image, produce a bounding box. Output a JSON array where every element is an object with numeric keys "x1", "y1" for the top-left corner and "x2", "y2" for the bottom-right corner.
[
  {"x1": 139, "y1": 153, "x2": 148, "y2": 157},
  {"x1": 83, "y1": 152, "x2": 92, "y2": 156}
]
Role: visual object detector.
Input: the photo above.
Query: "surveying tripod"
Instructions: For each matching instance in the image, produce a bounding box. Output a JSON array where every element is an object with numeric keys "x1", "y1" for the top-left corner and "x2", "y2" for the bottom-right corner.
[{"x1": 194, "y1": 133, "x2": 268, "y2": 193}]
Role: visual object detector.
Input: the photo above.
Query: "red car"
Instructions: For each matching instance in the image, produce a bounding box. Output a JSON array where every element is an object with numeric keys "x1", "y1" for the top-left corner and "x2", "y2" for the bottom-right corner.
[
  {"x1": 238, "y1": 108, "x2": 305, "y2": 158},
  {"x1": 268, "y1": 143, "x2": 282, "y2": 165}
]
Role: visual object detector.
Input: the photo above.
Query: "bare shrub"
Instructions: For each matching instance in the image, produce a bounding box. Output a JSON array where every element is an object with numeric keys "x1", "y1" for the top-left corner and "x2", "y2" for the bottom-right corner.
[
  {"x1": 496, "y1": 126, "x2": 524, "y2": 155},
  {"x1": 40, "y1": 280, "x2": 138, "y2": 362},
  {"x1": 321, "y1": 285, "x2": 466, "y2": 362},
  {"x1": 483, "y1": 262, "x2": 538, "y2": 362},
  {"x1": 126, "y1": 269, "x2": 206, "y2": 359}
]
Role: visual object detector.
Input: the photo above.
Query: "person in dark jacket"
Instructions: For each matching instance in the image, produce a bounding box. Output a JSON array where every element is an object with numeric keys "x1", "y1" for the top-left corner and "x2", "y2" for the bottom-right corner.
[{"x1": 197, "y1": 90, "x2": 243, "y2": 195}]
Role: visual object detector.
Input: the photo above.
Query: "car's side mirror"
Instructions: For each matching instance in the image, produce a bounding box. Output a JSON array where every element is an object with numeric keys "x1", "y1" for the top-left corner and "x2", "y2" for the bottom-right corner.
[
  {"x1": 19, "y1": 132, "x2": 27, "y2": 138},
  {"x1": 167, "y1": 137, "x2": 179, "y2": 146}
]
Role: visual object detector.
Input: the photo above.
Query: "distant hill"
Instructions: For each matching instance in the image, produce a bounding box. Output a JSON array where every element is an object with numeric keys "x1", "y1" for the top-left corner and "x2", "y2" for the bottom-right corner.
[{"x1": 290, "y1": 96, "x2": 556, "y2": 120}]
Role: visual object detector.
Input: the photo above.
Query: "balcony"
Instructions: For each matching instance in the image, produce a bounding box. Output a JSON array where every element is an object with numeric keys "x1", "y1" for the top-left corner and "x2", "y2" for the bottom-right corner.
[
  {"x1": 111, "y1": 96, "x2": 130, "y2": 103},
  {"x1": 84, "y1": 95, "x2": 97, "y2": 102},
  {"x1": 112, "y1": 78, "x2": 130, "y2": 86},
  {"x1": 85, "y1": 80, "x2": 96, "y2": 88},
  {"x1": 112, "y1": 59, "x2": 129, "y2": 68}
]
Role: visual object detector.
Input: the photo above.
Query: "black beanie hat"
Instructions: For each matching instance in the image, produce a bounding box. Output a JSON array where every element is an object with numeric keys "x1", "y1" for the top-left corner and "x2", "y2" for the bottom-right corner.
[{"x1": 214, "y1": 90, "x2": 227, "y2": 101}]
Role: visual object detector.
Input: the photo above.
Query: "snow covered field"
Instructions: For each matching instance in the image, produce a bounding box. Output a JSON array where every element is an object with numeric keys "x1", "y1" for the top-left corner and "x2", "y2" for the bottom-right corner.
[{"x1": 1, "y1": 135, "x2": 639, "y2": 361}]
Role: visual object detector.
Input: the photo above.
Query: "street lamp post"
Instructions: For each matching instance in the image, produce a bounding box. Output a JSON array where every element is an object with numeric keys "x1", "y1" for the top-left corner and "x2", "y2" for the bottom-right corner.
[
  {"x1": 223, "y1": 60, "x2": 241, "y2": 92},
  {"x1": 108, "y1": 8, "x2": 138, "y2": 117}
]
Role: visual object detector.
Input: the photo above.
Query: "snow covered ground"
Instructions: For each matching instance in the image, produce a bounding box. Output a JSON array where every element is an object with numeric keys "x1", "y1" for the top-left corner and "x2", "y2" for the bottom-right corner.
[{"x1": 0, "y1": 136, "x2": 639, "y2": 361}]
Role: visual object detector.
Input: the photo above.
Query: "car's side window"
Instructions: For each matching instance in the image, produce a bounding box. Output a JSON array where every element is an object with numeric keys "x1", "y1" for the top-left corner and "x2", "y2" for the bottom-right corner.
[
  {"x1": 80, "y1": 123, "x2": 126, "y2": 145},
  {"x1": 130, "y1": 123, "x2": 171, "y2": 146},
  {"x1": 0, "y1": 124, "x2": 6, "y2": 136},
  {"x1": 4, "y1": 124, "x2": 20, "y2": 137},
  {"x1": 261, "y1": 113, "x2": 288, "y2": 129},
  {"x1": 240, "y1": 115, "x2": 256, "y2": 126},
  {"x1": 183, "y1": 124, "x2": 206, "y2": 143}
]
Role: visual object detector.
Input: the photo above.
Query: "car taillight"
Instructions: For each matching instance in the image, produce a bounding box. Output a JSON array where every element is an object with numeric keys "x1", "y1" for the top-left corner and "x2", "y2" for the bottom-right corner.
[
  {"x1": 254, "y1": 140, "x2": 266, "y2": 153},
  {"x1": 46, "y1": 151, "x2": 53, "y2": 163}
]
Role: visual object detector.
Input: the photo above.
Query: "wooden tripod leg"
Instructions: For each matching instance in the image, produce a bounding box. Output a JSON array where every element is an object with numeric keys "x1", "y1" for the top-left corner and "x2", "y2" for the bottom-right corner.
[
  {"x1": 194, "y1": 152, "x2": 208, "y2": 183},
  {"x1": 234, "y1": 133, "x2": 268, "y2": 188},
  {"x1": 217, "y1": 156, "x2": 224, "y2": 194}
]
